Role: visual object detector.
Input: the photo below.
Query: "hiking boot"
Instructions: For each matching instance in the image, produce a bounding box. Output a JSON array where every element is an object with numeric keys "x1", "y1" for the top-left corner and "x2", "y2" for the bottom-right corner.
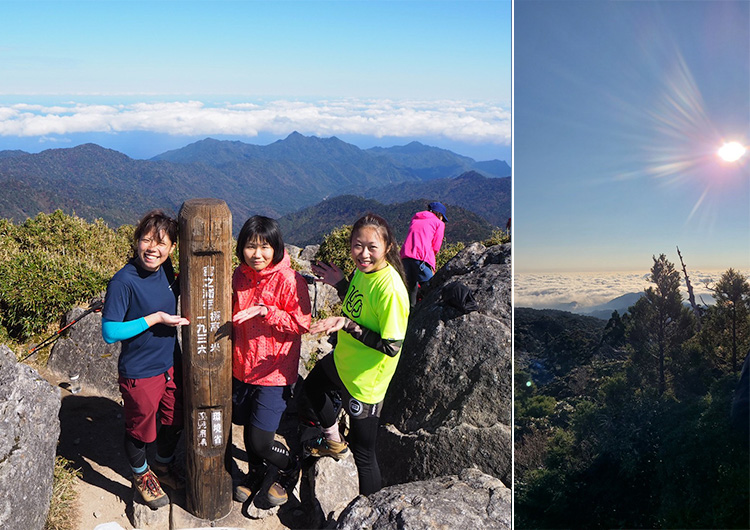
[
  {"x1": 152, "y1": 460, "x2": 185, "y2": 490},
  {"x1": 304, "y1": 436, "x2": 349, "y2": 460},
  {"x1": 234, "y1": 462, "x2": 267, "y2": 503},
  {"x1": 133, "y1": 468, "x2": 169, "y2": 509},
  {"x1": 267, "y1": 457, "x2": 301, "y2": 506}
]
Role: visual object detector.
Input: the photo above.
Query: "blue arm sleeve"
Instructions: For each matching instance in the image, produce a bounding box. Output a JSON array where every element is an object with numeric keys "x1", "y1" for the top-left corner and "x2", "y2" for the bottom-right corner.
[{"x1": 101, "y1": 317, "x2": 149, "y2": 344}]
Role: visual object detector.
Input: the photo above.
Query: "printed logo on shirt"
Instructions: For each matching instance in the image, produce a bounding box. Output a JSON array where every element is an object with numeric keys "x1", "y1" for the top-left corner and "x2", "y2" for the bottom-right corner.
[{"x1": 344, "y1": 285, "x2": 363, "y2": 318}]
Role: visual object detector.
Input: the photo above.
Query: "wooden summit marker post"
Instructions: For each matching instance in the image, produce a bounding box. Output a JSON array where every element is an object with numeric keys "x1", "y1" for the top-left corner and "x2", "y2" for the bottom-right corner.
[{"x1": 179, "y1": 199, "x2": 233, "y2": 520}]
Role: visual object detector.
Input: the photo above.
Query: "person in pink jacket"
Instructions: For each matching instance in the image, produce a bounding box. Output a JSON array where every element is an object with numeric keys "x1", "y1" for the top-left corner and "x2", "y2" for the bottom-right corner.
[
  {"x1": 400, "y1": 201, "x2": 447, "y2": 308},
  {"x1": 231, "y1": 216, "x2": 311, "y2": 507}
]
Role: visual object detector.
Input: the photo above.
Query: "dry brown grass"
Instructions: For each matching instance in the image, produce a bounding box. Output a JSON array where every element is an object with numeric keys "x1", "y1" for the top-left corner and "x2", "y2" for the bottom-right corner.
[{"x1": 45, "y1": 456, "x2": 81, "y2": 530}]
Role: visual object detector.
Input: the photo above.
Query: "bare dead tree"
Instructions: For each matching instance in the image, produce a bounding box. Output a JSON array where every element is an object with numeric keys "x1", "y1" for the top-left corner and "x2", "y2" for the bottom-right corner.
[{"x1": 677, "y1": 246, "x2": 702, "y2": 330}]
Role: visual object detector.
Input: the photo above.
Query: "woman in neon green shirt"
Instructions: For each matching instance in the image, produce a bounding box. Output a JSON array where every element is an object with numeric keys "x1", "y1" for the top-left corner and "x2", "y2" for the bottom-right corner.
[{"x1": 305, "y1": 213, "x2": 410, "y2": 495}]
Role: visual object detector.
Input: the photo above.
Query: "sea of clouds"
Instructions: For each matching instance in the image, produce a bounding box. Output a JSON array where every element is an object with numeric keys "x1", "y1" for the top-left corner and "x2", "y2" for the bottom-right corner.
[
  {"x1": 0, "y1": 99, "x2": 510, "y2": 146},
  {"x1": 514, "y1": 269, "x2": 749, "y2": 313}
]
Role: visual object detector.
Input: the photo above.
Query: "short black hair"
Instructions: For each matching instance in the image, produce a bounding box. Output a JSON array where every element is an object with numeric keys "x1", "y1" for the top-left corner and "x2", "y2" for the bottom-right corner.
[
  {"x1": 236, "y1": 216, "x2": 285, "y2": 265},
  {"x1": 132, "y1": 210, "x2": 177, "y2": 258}
]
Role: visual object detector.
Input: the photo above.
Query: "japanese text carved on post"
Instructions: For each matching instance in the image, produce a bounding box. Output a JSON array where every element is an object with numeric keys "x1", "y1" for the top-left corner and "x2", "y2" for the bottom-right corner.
[{"x1": 179, "y1": 199, "x2": 232, "y2": 520}]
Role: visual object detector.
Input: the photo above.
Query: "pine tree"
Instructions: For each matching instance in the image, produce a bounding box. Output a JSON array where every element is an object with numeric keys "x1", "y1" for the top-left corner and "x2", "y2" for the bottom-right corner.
[
  {"x1": 710, "y1": 268, "x2": 750, "y2": 372},
  {"x1": 626, "y1": 254, "x2": 693, "y2": 395}
]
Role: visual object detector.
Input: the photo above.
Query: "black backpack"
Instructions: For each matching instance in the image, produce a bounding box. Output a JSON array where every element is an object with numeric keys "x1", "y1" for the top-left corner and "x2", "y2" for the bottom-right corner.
[{"x1": 442, "y1": 282, "x2": 479, "y2": 314}]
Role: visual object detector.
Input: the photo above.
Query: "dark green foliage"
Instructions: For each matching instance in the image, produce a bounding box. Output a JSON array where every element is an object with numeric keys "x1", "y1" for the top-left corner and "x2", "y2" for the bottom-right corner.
[
  {"x1": 514, "y1": 308, "x2": 608, "y2": 387},
  {"x1": 626, "y1": 254, "x2": 695, "y2": 395},
  {"x1": 520, "y1": 395, "x2": 557, "y2": 418},
  {"x1": 602, "y1": 309, "x2": 626, "y2": 347},
  {"x1": 0, "y1": 211, "x2": 131, "y2": 341},
  {"x1": 314, "y1": 225, "x2": 354, "y2": 275},
  {"x1": 515, "y1": 259, "x2": 750, "y2": 529},
  {"x1": 707, "y1": 268, "x2": 750, "y2": 372}
]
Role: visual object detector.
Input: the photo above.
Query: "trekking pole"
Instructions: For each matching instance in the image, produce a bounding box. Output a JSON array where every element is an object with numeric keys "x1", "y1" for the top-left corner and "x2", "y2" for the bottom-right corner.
[
  {"x1": 21, "y1": 299, "x2": 104, "y2": 362},
  {"x1": 301, "y1": 274, "x2": 318, "y2": 318}
]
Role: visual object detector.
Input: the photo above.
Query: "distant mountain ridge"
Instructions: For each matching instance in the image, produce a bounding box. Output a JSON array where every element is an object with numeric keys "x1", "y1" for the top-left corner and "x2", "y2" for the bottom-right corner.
[
  {"x1": 278, "y1": 195, "x2": 496, "y2": 247},
  {"x1": 366, "y1": 141, "x2": 510, "y2": 181},
  {"x1": 517, "y1": 292, "x2": 645, "y2": 321},
  {"x1": 364, "y1": 170, "x2": 510, "y2": 228},
  {"x1": 0, "y1": 133, "x2": 509, "y2": 234}
]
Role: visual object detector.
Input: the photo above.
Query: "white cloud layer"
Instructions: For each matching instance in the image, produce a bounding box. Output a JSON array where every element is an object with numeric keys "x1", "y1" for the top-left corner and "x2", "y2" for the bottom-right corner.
[
  {"x1": 0, "y1": 99, "x2": 510, "y2": 145},
  {"x1": 515, "y1": 269, "x2": 750, "y2": 311}
]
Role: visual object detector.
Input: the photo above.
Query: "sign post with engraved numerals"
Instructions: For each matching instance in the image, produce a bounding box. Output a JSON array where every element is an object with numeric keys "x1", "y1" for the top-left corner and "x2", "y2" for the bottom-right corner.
[{"x1": 179, "y1": 199, "x2": 232, "y2": 520}]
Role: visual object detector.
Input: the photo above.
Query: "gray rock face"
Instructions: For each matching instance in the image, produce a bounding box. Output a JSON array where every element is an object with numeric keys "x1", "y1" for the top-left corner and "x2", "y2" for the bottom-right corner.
[
  {"x1": 287, "y1": 244, "x2": 342, "y2": 378},
  {"x1": 0, "y1": 344, "x2": 61, "y2": 530},
  {"x1": 336, "y1": 467, "x2": 511, "y2": 530},
  {"x1": 47, "y1": 302, "x2": 121, "y2": 400},
  {"x1": 308, "y1": 452, "x2": 359, "y2": 527},
  {"x1": 380, "y1": 243, "x2": 512, "y2": 487}
]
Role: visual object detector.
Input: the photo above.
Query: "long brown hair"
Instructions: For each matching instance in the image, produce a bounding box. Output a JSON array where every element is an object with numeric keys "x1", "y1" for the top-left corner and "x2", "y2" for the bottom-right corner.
[{"x1": 350, "y1": 212, "x2": 406, "y2": 287}]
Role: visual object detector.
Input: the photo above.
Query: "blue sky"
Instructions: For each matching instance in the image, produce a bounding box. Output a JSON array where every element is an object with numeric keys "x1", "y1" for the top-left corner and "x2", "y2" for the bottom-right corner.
[
  {"x1": 0, "y1": 0, "x2": 511, "y2": 162},
  {"x1": 515, "y1": 0, "x2": 750, "y2": 273}
]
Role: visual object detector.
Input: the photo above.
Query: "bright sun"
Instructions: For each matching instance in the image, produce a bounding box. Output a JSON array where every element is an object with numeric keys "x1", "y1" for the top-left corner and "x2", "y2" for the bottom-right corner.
[{"x1": 717, "y1": 141, "x2": 746, "y2": 162}]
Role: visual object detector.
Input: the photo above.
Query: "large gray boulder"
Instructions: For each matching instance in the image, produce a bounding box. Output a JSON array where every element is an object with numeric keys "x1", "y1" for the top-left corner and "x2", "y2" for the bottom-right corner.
[
  {"x1": 336, "y1": 467, "x2": 511, "y2": 529},
  {"x1": 308, "y1": 451, "x2": 359, "y2": 527},
  {"x1": 380, "y1": 243, "x2": 512, "y2": 487},
  {"x1": 47, "y1": 301, "x2": 121, "y2": 400},
  {"x1": 0, "y1": 344, "x2": 61, "y2": 529}
]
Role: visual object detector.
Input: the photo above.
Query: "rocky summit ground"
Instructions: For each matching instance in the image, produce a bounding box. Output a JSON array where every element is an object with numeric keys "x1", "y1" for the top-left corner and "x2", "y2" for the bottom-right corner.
[{"x1": 43, "y1": 368, "x2": 316, "y2": 530}]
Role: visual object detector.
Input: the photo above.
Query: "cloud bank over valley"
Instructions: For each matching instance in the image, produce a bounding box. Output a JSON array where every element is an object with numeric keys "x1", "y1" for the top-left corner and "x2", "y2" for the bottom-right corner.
[
  {"x1": 515, "y1": 269, "x2": 750, "y2": 314},
  {"x1": 0, "y1": 98, "x2": 510, "y2": 158}
]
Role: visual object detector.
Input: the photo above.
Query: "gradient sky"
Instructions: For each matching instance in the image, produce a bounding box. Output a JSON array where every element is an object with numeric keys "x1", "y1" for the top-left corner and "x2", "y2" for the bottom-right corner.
[
  {"x1": 0, "y1": 0, "x2": 511, "y2": 162},
  {"x1": 515, "y1": 0, "x2": 750, "y2": 273}
]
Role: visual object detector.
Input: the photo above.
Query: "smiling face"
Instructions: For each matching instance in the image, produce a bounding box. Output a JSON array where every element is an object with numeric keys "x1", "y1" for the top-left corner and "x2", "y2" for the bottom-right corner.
[
  {"x1": 351, "y1": 226, "x2": 389, "y2": 274},
  {"x1": 136, "y1": 229, "x2": 174, "y2": 272},
  {"x1": 243, "y1": 237, "x2": 275, "y2": 272}
]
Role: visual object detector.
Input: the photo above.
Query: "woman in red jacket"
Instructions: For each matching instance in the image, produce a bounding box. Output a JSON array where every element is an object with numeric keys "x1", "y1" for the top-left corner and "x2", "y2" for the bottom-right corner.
[{"x1": 231, "y1": 216, "x2": 311, "y2": 507}]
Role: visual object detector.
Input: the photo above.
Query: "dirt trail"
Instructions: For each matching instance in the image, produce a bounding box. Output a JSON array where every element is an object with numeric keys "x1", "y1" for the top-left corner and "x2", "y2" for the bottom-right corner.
[{"x1": 44, "y1": 370, "x2": 311, "y2": 530}]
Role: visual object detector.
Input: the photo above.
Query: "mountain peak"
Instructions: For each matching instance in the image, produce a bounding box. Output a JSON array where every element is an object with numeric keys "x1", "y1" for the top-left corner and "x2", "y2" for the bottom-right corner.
[{"x1": 455, "y1": 170, "x2": 487, "y2": 181}]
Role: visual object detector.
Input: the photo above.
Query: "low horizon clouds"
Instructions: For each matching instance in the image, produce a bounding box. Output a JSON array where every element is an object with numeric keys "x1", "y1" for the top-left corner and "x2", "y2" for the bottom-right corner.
[
  {"x1": 515, "y1": 269, "x2": 749, "y2": 311},
  {"x1": 0, "y1": 99, "x2": 510, "y2": 146}
]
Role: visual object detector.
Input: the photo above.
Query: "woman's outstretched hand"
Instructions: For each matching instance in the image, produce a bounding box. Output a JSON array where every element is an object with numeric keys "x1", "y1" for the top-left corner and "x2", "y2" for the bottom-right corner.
[
  {"x1": 150, "y1": 311, "x2": 189, "y2": 327},
  {"x1": 312, "y1": 261, "x2": 344, "y2": 287},
  {"x1": 233, "y1": 304, "x2": 269, "y2": 324},
  {"x1": 309, "y1": 316, "x2": 347, "y2": 335}
]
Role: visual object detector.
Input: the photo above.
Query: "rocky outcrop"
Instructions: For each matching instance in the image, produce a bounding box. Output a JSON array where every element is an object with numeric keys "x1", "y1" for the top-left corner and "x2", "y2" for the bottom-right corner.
[
  {"x1": 379, "y1": 243, "x2": 512, "y2": 487},
  {"x1": 0, "y1": 344, "x2": 61, "y2": 529},
  {"x1": 336, "y1": 467, "x2": 511, "y2": 530},
  {"x1": 47, "y1": 301, "x2": 121, "y2": 400},
  {"x1": 308, "y1": 452, "x2": 359, "y2": 527},
  {"x1": 287, "y1": 244, "x2": 340, "y2": 378}
]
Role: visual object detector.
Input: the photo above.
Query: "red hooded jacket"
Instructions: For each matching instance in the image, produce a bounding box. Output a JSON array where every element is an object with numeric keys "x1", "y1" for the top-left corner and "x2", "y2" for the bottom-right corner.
[{"x1": 232, "y1": 252, "x2": 311, "y2": 386}]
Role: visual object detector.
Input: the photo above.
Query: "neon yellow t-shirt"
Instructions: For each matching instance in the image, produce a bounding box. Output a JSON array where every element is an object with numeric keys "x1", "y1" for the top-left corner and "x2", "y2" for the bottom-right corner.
[{"x1": 334, "y1": 263, "x2": 410, "y2": 404}]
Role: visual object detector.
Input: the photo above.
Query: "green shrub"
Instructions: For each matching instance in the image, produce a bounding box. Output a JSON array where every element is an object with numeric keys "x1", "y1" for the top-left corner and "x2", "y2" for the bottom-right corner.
[
  {"x1": 0, "y1": 211, "x2": 131, "y2": 341},
  {"x1": 483, "y1": 228, "x2": 511, "y2": 246},
  {"x1": 523, "y1": 395, "x2": 558, "y2": 418},
  {"x1": 435, "y1": 241, "x2": 465, "y2": 270},
  {"x1": 315, "y1": 225, "x2": 354, "y2": 275}
]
